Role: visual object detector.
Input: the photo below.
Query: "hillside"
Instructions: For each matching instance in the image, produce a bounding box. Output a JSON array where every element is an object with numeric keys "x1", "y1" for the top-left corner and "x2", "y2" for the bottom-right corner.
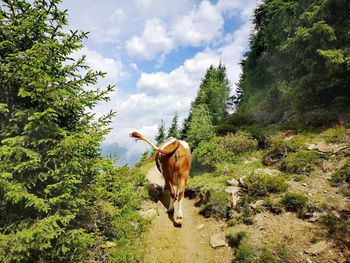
[{"x1": 186, "y1": 126, "x2": 349, "y2": 262}]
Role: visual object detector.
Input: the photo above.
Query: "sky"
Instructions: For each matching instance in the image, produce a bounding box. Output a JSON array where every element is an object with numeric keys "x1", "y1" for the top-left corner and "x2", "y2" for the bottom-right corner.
[{"x1": 60, "y1": 0, "x2": 261, "y2": 165}]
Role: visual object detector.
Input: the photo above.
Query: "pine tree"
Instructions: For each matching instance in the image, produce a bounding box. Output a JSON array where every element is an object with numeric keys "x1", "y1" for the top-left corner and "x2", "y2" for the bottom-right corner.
[
  {"x1": 155, "y1": 119, "x2": 166, "y2": 144},
  {"x1": 0, "y1": 1, "x2": 143, "y2": 261},
  {"x1": 186, "y1": 105, "x2": 215, "y2": 149},
  {"x1": 167, "y1": 112, "x2": 180, "y2": 138}
]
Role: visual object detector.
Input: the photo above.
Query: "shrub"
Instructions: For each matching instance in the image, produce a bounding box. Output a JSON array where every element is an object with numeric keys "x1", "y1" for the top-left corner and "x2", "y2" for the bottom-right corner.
[
  {"x1": 264, "y1": 197, "x2": 283, "y2": 214},
  {"x1": 245, "y1": 173, "x2": 289, "y2": 197},
  {"x1": 199, "y1": 191, "x2": 227, "y2": 219},
  {"x1": 192, "y1": 136, "x2": 235, "y2": 170},
  {"x1": 280, "y1": 151, "x2": 322, "y2": 174},
  {"x1": 221, "y1": 131, "x2": 258, "y2": 154},
  {"x1": 281, "y1": 192, "x2": 308, "y2": 212},
  {"x1": 192, "y1": 131, "x2": 257, "y2": 170},
  {"x1": 234, "y1": 243, "x2": 255, "y2": 263},
  {"x1": 330, "y1": 160, "x2": 350, "y2": 186},
  {"x1": 227, "y1": 230, "x2": 248, "y2": 248},
  {"x1": 321, "y1": 127, "x2": 350, "y2": 144}
]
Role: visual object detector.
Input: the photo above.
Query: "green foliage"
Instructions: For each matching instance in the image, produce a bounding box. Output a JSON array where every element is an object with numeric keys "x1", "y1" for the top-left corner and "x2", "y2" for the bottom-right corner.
[
  {"x1": 0, "y1": 1, "x2": 144, "y2": 261},
  {"x1": 281, "y1": 192, "x2": 308, "y2": 212},
  {"x1": 192, "y1": 136, "x2": 235, "y2": 170},
  {"x1": 227, "y1": 229, "x2": 248, "y2": 248},
  {"x1": 192, "y1": 131, "x2": 257, "y2": 171},
  {"x1": 321, "y1": 127, "x2": 350, "y2": 143},
  {"x1": 167, "y1": 112, "x2": 180, "y2": 138},
  {"x1": 319, "y1": 212, "x2": 349, "y2": 250},
  {"x1": 263, "y1": 196, "x2": 283, "y2": 214},
  {"x1": 331, "y1": 160, "x2": 350, "y2": 196},
  {"x1": 155, "y1": 119, "x2": 166, "y2": 145},
  {"x1": 245, "y1": 172, "x2": 289, "y2": 197},
  {"x1": 234, "y1": 243, "x2": 255, "y2": 263},
  {"x1": 280, "y1": 151, "x2": 322, "y2": 174},
  {"x1": 234, "y1": 0, "x2": 350, "y2": 125},
  {"x1": 182, "y1": 63, "x2": 231, "y2": 139},
  {"x1": 186, "y1": 105, "x2": 215, "y2": 149},
  {"x1": 220, "y1": 131, "x2": 258, "y2": 154},
  {"x1": 199, "y1": 191, "x2": 227, "y2": 219}
]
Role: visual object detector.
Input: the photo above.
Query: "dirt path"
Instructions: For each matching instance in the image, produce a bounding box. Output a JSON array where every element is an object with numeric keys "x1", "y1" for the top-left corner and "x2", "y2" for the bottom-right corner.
[{"x1": 142, "y1": 166, "x2": 233, "y2": 263}]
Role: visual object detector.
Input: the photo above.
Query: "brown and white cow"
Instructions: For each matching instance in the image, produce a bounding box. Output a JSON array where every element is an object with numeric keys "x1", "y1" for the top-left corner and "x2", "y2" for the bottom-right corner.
[{"x1": 130, "y1": 131, "x2": 191, "y2": 225}]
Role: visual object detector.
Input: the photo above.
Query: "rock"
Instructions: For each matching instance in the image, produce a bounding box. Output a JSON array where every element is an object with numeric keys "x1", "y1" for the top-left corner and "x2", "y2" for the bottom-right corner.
[
  {"x1": 239, "y1": 176, "x2": 246, "y2": 187},
  {"x1": 197, "y1": 224, "x2": 205, "y2": 230},
  {"x1": 210, "y1": 233, "x2": 226, "y2": 248},
  {"x1": 302, "y1": 183, "x2": 308, "y2": 187},
  {"x1": 305, "y1": 241, "x2": 328, "y2": 255},
  {"x1": 250, "y1": 200, "x2": 264, "y2": 210},
  {"x1": 139, "y1": 208, "x2": 158, "y2": 219},
  {"x1": 305, "y1": 257, "x2": 313, "y2": 263},
  {"x1": 227, "y1": 179, "x2": 239, "y2": 186},
  {"x1": 307, "y1": 142, "x2": 348, "y2": 154},
  {"x1": 225, "y1": 186, "x2": 241, "y2": 208},
  {"x1": 225, "y1": 186, "x2": 240, "y2": 194},
  {"x1": 101, "y1": 241, "x2": 117, "y2": 248},
  {"x1": 254, "y1": 168, "x2": 281, "y2": 176}
]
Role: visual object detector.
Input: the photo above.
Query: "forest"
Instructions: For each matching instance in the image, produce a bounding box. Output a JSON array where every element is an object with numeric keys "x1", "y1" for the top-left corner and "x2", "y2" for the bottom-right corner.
[{"x1": 1, "y1": 0, "x2": 349, "y2": 262}]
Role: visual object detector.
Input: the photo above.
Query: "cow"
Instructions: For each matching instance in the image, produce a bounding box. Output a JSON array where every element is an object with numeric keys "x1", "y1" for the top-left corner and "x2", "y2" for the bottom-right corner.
[{"x1": 130, "y1": 131, "x2": 192, "y2": 226}]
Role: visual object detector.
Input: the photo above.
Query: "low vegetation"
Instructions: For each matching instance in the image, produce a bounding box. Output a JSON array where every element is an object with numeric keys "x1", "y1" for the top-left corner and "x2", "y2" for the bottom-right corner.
[
  {"x1": 280, "y1": 151, "x2": 323, "y2": 174},
  {"x1": 281, "y1": 192, "x2": 308, "y2": 212}
]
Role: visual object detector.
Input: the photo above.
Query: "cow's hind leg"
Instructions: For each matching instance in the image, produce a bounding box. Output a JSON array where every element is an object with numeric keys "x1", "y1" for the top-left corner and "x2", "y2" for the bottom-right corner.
[
  {"x1": 176, "y1": 178, "x2": 187, "y2": 225},
  {"x1": 165, "y1": 181, "x2": 176, "y2": 215}
]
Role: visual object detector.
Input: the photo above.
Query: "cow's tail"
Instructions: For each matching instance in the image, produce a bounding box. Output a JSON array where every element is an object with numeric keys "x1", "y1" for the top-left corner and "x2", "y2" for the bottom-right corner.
[{"x1": 130, "y1": 131, "x2": 179, "y2": 155}]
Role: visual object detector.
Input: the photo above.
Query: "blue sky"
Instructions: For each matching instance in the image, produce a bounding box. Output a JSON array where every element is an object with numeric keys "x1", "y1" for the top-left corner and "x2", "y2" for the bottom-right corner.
[{"x1": 60, "y1": 0, "x2": 260, "y2": 164}]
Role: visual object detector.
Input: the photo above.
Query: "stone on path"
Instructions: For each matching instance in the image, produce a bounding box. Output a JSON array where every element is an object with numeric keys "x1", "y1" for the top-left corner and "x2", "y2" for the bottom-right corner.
[
  {"x1": 139, "y1": 208, "x2": 158, "y2": 219},
  {"x1": 210, "y1": 233, "x2": 226, "y2": 248},
  {"x1": 305, "y1": 241, "x2": 328, "y2": 255}
]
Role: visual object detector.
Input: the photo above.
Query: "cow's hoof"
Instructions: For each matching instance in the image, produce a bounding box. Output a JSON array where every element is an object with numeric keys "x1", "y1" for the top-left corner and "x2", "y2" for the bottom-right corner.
[{"x1": 175, "y1": 217, "x2": 183, "y2": 227}]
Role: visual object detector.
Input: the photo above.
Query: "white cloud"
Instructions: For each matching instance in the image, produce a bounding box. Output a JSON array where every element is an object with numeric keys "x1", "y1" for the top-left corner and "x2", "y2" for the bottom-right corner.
[
  {"x1": 71, "y1": 47, "x2": 126, "y2": 88},
  {"x1": 126, "y1": 19, "x2": 173, "y2": 59},
  {"x1": 172, "y1": 0, "x2": 224, "y2": 46}
]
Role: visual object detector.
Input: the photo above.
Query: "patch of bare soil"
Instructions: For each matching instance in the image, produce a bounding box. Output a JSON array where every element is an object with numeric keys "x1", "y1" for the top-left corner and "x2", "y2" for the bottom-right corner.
[{"x1": 142, "y1": 166, "x2": 233, "y2": 263}]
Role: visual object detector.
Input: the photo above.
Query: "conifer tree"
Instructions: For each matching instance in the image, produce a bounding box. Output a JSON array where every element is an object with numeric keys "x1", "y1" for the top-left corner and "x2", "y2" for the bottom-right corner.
[
  {"x1": 0, "y1": 1, "x2": 144, "y2": 261},
  {"x1": 155, "y1": 119, "x2": 166, "y2": 144},
  {"x1": 167, "y1": 112, "x2": 180, "y2": 138}
]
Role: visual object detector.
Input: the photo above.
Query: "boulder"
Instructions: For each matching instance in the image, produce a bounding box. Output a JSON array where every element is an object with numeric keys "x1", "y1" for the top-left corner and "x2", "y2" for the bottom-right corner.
[
  {"x1": 210, "y1": 233, "x2": 226, "y2": 248},
  {"x1": 305, "y1": 241, "x2": 328, "y2": 255},
  {"x1": 227, "y1": 179, "x2": 239, "y2": 186},
  {"x1": 250, "y1": 200, "x2": 264, "y2": 210}
]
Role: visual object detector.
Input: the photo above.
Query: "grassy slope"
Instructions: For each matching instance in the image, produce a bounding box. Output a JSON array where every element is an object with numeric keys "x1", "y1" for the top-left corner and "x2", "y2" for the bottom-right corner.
[{"x1": 188, "y1": 126, "x2": 350, "y2": 262}]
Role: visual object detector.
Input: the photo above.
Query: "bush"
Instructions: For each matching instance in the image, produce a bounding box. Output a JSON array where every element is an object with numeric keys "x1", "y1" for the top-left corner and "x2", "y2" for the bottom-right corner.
[
  {"x1": 245, "y1": 173, "x2": 289, "y2": 197},
  {"x1": 192, "y1": 131, "x2": 257, "y2": 171},
  {"x1": 221, "y1": 131, "x2": 258, "y2": 154},
  {"x1": 321, "y1": 127, "x2": 350, "y2": 144},
  {"x1": 199, "y1": 191, "x2": 227, "y2": 219},
  {"x1": 192, "y1": 136, "x2": 235, "y2": 170},
  {"x1": 264, "y1": 197, "x2": 283, "y2": 214},
  {"x1": 280, "y1": 151, "x2": 322, "y2": 174},
  {"x1": 234, "y1": 243, "x2": 255, "y2": 263},
  {"x1": 330, "y1": 160, "x2": 350, "y2": 186},
  {"x1": 227, "y1": 230, "x2": 248, "y2": 248},
  {"x1": 281, "y1": 192, "x2": 308, "y2": 212}
]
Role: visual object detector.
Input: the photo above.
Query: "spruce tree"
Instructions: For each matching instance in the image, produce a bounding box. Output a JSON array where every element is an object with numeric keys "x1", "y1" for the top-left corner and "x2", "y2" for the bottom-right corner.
[
  {"x1": 167, "y1": 112, "x2": 180, "y2": 138},
  {"x1": 155, "y1": 119, "x2": 166, "y2": 144},
  {"x1": 0, "y1": 1, "x2": 133, "y2": 261}
]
